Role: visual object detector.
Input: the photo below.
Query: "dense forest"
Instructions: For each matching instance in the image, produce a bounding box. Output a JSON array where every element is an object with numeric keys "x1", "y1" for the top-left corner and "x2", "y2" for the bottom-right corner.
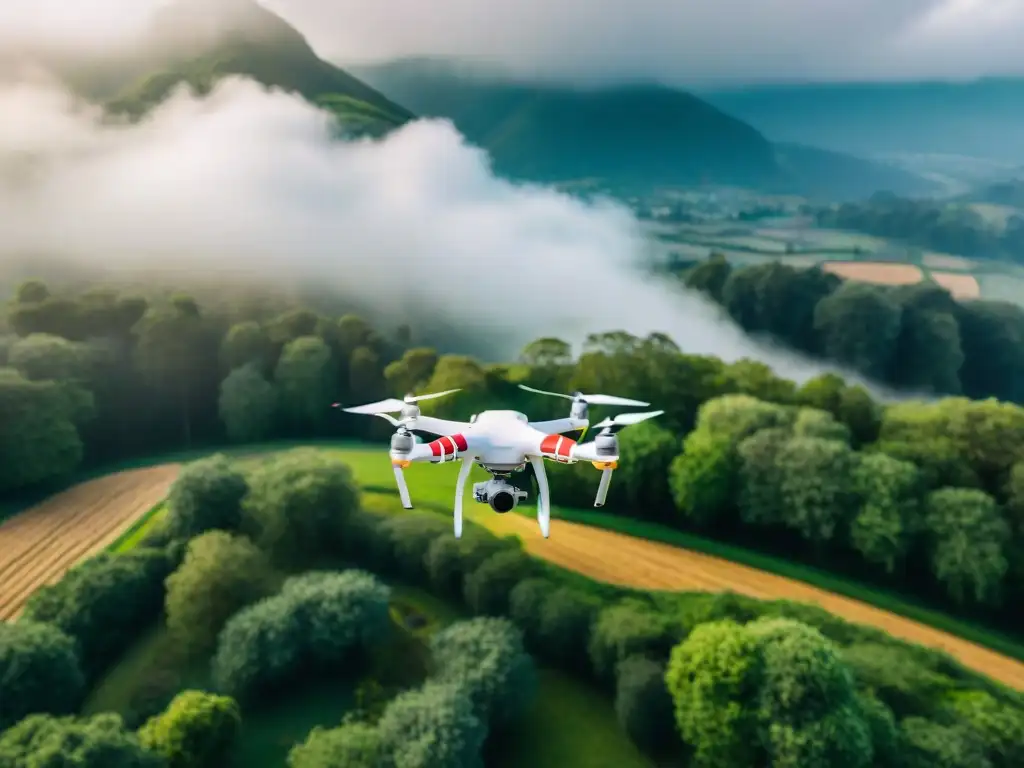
[
  {"x1": 5, "y1": 276, "x2": 1024, "y2": 643},
  {"x1": 812, "y1": 193, "x2": 1024, "y2": 262},
  {"x1": 681, "y1": 253, "x2": 1024, "y2": 399}
]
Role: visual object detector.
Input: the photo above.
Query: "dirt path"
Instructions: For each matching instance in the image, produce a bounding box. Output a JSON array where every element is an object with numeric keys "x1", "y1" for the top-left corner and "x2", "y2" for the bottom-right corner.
[
  {"x1": 3, "y1": 463, "x2": 1024, "y2": 690},
  {"x1": 484, "y1": 513, "x2": 1024, "y2": 690},
  {"x1": 0, "y1": 466, "x2": 179, "y2": 620}
]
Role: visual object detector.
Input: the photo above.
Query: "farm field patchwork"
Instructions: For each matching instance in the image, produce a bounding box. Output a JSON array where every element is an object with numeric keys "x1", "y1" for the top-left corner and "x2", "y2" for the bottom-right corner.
[
  {"x1": 822, "y1": 260, "x2": 923, "y2": 285},
  {"x1": 930, "y1": 271, "x2": 981, "y2": 298},
  {"x1": 5, "y1": 448, "x2": 1024, "y2": 689},
  {"x1": 0, "y1": 466, "x2": 179, "y2": 620}
]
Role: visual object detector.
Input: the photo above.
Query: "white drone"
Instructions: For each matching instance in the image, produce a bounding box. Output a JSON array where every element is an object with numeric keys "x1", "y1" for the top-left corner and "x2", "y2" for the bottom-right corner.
[{"x1": 336, "y1": 384, "x2": 664, "y2": 539}]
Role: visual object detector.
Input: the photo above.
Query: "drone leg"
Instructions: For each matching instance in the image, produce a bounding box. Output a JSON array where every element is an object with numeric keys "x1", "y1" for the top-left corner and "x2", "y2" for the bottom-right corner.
[
  {"x1": 595, "y1": 468, "x2": 614, "y2": 507},
  {"x1": 393, "y1": 465, "x2": 413, "y2": 509},
  {"x1": 453, "y1": 457, "x2": 473, "y2": 539},
  {"x1": 528, "y1": 455, "x2": 551, "y2": 539}
]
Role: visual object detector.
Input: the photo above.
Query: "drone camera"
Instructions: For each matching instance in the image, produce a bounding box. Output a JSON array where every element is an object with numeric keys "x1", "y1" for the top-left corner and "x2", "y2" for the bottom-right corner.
[{"x1": 473, "y1": 478, "x2": 528, "y2": 514}]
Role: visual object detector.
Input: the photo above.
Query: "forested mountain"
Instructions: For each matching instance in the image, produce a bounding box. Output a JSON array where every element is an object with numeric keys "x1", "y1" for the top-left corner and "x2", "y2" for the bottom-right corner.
[{"x1": 353, "y1": 57, "x2": 937, "y2": 199}]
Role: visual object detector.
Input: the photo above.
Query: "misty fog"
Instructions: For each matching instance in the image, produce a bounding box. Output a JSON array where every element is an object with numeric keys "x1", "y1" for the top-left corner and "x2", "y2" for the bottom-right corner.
[
  {"x1": 1, "y1": 0, "x2": 1023, "y2": 85},
  {"x1": 0, "y1": 75, "x2": 914, "y2": 398}
]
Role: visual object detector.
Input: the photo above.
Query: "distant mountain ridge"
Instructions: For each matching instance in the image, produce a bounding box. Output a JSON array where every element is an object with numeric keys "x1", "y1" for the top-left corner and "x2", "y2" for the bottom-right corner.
[
  {"x1": 701, "y1": 79, "x2": 1024, "y2": 166},
  {"x1": 352, "y1": 57, "x2": 937, "y2": 200}
]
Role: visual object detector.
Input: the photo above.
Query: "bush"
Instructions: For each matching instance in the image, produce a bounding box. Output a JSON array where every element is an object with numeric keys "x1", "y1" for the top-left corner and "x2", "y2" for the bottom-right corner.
[
  {"x1": 138, "y1": 690, "x2": 241, "y2": 768},
  {"x1": 944, "y1": 691, "x2": 1024, "y2": 768},
  {"x1": 379, "y1": 514, "x2": 452, "y2": 581},
  {"x1": 242, "y1": 450, "x2": 360, "y2": 564},
  {"x1": 430, "y1": 617, "x2": 536, "y2": 729},
  {"x1": 0, "y1": 713, "x2": 163, "y2": 768},
  {"x1": 21, "y1": 547, "x2": 175, "y2": 681},
  {"x1": 287, "y1": 722, "x2": 382, "y2": 768},
  {"x1": 614, "y1": 655, "x2": 677, "y2": 756},
  {"x1": 899, "y1": 716, "x2": 991, "y2": 768},
  {"x1": 0, "y1": 621, "x2": 85, "y2": 730},
  {"x1": 536, "y1": 587, "x2": 601, "y2": 673},
  {"x1": 507, "y1": 577, "x2": 554, "y2": 648},
  {"x1": 425, "y1": 530, "x2": 513, "y2": 598},
  {"x1": 463, "y1": 550, "x2": 537, "y2": 616},
  {"x1": 164, "y1": 531, "x2": 278, "y2": 657},
  {"x1": 588, "y1": 600, "x2": 677, "y2": 684},
  {"x1": 376, "y1": 681, "x2": 486, "y2": 768},
  {"x1": 165, "y1": 455, "x2": 248, "y2": 538},
  {"x1": 211, "y1": 570, "x2": 390, "y2": 701},
  {"x1": 840, "y1": 642, "x2": 954, "y2": 718}
]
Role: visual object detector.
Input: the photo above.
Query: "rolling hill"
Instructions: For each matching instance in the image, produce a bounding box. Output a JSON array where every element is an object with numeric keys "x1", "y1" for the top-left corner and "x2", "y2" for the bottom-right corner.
[
  {"x1": 702, "y1": 79, "x2": 1024, "y2": 167},
  {"x1": 353, "y1": 58, "x2": 936, "y2": 199}
]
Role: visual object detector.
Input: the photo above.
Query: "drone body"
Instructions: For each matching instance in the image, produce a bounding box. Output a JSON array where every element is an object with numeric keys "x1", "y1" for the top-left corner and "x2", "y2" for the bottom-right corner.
[{"x1": 337, "y1": 385, "x2": 663, "y2": 539}]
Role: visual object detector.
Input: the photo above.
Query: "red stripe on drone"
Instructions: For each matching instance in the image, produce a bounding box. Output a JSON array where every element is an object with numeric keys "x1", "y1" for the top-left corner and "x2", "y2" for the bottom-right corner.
[
  {"x1": 540, "y1": 434, "x2": 575, "y2": 462},
  {"x1": 428, "y1": 434, "x2": 468, "y2": 460}
]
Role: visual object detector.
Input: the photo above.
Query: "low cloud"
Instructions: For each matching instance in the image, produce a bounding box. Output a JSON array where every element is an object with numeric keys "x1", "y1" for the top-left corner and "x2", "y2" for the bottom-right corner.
[{"x1": 0, "y1": 77, "x2": 905, "y2": 396}]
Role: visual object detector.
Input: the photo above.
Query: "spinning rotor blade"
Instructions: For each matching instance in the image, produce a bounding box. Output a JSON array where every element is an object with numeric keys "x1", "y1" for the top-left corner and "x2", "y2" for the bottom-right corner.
[
  {"x1": 593, "y1": 410, "x2": 665, "y2": 432},
  {"x1": 372, "y1": 412, "x2": 402, "y2": 427},
  {"x1": 516, "y1": 384, "x2": 648, "y2": 407},
  {"x1": 340, "y1": 398, "x2": 408, "y2": 415},
  {"x1": 404, "y1": 388, "x2": 461, "y2": 403}
]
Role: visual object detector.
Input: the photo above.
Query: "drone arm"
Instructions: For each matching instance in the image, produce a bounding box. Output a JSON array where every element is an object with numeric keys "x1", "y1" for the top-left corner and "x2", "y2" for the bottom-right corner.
[
  {"x1": 528, "y1": 455, "x2": 551, "y2": 538},
  {"x1": 453, "y1": 457, "x2": 473, "y2": 539},
  {"x1": 527, "y1": 418, "x2": 589, "y2": 435}
]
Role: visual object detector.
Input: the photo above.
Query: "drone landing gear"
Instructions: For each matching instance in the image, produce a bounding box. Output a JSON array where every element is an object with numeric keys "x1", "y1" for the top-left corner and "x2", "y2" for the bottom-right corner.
[
  {"x1": 593, "y1": 461, "x2": 617, "y2": 508},
  {"x1": 392, "y1": 462, "x2": 413, "y2": 509},
  {"x1": 453, "y1": 457, "x2": 473, "y2": 538},
  {"x1": 528, "y1": 455, "x2": 551, "y2": 538}
]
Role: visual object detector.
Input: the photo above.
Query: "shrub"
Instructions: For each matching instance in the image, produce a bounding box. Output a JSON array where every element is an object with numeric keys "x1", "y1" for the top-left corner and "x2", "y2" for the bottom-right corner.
[
  {"x1": 242, "y1": 450, "x2": 360, "y2": 564},
  {"x1": 164, "y1": 531, "x2": 278, "y2": 657},
  {"x1": 138, "y1": 690, "x2": 241, "y2": 768},
  {"x1": 614, "y1": 655, "x2": 677, "y2": 756},
  {"x1": 211, "y1": 570, "x2": 391, "y2": 701},
  {"x1": 430, "y1": 617, "x2": 536, "y2": 729},
  {"x1": 0, "y1": 713, "x2": 163, "y2": 768},
  {"x1": 376, "y1": 681, "x2": 486, "y2": 768},
  {"x1": 0, "y1": 621, "x2": 85, "y2": 730},
  {"x1": 379, "y1": 514, "x2": 452, "y2": 582},
  {"x1": 425, "y1": 530, "x2": 513, "y2": 598},
  {"x1": 536, "y1": 587, "x2": 601, "y2": 673},
  {"x1": 21, "y1": 547, "x2": 175, "y2": 681},
  {"x1": 588, "y1": 600, "x2": 676, "y2": 684},
  {"x1": 944, "y1": 691, "x2": 1024, "y2": 768},
  {"x1": 288, "y1": 722, "x2": 382, "y2": 768},
  {"x1": 463, "y1": 550, "x2": 537, "y2": 616},
  {"x1": 899, "y1": 717, "x2": 991, "y2": 768},
  {"x1": 165, "y1": 454, "x2": 248, "y2": 538}
]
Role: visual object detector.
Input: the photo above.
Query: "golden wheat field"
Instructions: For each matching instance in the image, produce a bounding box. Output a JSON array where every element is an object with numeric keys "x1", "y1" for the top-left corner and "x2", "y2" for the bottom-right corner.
[
  {"x1": 3, "y1": 463, "x2": 1024, "y2": 690},
  {"x1": 822, "y1": 261, "x2": 924, "y2": 285},
  {"x1": 0, "y1": 467, "x2": 179, "y2": 620}
]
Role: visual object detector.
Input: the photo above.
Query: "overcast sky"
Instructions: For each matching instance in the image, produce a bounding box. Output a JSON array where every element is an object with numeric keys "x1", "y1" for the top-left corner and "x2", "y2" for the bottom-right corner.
[{"x1": 1, "y1": 0, "x2": 1022, "y2": 85}]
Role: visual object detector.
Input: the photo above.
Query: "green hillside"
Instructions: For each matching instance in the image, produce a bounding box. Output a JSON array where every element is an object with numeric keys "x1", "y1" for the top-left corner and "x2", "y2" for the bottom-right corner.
[
  {"x1": 353, "y1": 58, "x2": 783, "y2": 189},
  {"x1": 105, "y1": 0, "x2": 413, "y2": 136},
  {"x1": 354, "y1": 58, "x2": 936, "y2": 198}
]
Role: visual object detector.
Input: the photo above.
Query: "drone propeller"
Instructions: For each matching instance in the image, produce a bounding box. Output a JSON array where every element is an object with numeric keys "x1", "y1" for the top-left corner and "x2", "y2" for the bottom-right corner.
[
  {"x1": 335, "y1": 388, "x2": 462, "y2": 415},
  {"x1": 516, "y1": 384, "x2": 648, "y2": 407},
  {"x1": 592, "y1": 410, "x2": 665, "y2": 434}
]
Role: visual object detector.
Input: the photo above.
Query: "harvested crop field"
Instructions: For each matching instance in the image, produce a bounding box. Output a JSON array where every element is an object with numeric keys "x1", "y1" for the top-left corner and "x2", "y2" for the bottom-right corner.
[
  {"x1": 6, "y1": 460, "x2": 1024, "y2": 690},
  {"x1": 484, "y1": 513, "x2": 1024, "y2": 690},
  {"x1": 931, "y1": 271, "x2": 981, "y2": 299},
  {"x1": 822, "y1": 261, "x2": 923, "y2": 285},
  {"x1": 0, "y1": 466, "x2": 178, "y2": 620}
]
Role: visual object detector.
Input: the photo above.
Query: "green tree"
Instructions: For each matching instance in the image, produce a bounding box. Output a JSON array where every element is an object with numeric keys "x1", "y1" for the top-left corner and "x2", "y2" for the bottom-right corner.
[
  {"x1": 518, "y1": 337, "x2": 573, "y2": 368},
  {"x1": 383, "y1": 346, "x2": 439, "y2": 396},
  {"x1": 0, "y1": 621, "x2": 85, "y2": 730},
  {"x1": 134, "y1": 296, "x2": 213, "y2": 447},
  {"x1": 164, "y1": 532, "x2": 278, "y2": 657},
  {"x1": 275, "y1": 336, "x2": 336, "y2": 434},
  {"x1": 288, "y1": 722, "x2": 382, "y2": 768},
  {"x1": 138, "y1": 690, "x2": 241, "y2": 768},
  {"x1": 614, "y1": 420, "x2": 678, "y2": 516},
  {"x1": 8, "y1": 333, "x2": 95, "y2": 382},
  {"x1": 944, "y1": 691, "x2": 1024, "y2": 768},
  {"x1": 242, "y1": 449, "x2": 360, "y2": 564},
  {"x1": 589, "y1": 600, "x2": 675, "y2": 684},
  {"x1": 218, "y1": 364, "x2": 277, "y2": 443},
  {"x1": 165, "y1": 454, "x2": 248, "y2": 538},
  {"x1": 670, "y1": 431, "x2": 735, "y2": 527},
  {"x1": 0, "y1": 713, "x2": 163, "y2": 768},
  {"x1": 220, "y1": 321, "x2": 271, "y2": 372},
  {"x1": 850, "y1": 453, "x2": 921, "y2": 573},
  {"x1": 924, "y1": 488, "x2": 1010, "y2": 605},
  {"x1": 814, "y1": 282, "x2": 903, "y2": 378},
  {"x1": 955, "y1": 300, "x2": 1024, "y2": 402},
  {"x1": 375, "y1": 682, "x2": 486, "y2": 768},
  {"x1": 736, "y1": 427, "x2": 790, "y2": 527},
  {"x1": 614, "y1": 655, "x2": 677, "y2": 755},
  {"x1": 775, "y1": 436, "x2": 857, "y2": 550},
  {"x1": 684, "y1": 252, "x2": 732, "y2": 302}
]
